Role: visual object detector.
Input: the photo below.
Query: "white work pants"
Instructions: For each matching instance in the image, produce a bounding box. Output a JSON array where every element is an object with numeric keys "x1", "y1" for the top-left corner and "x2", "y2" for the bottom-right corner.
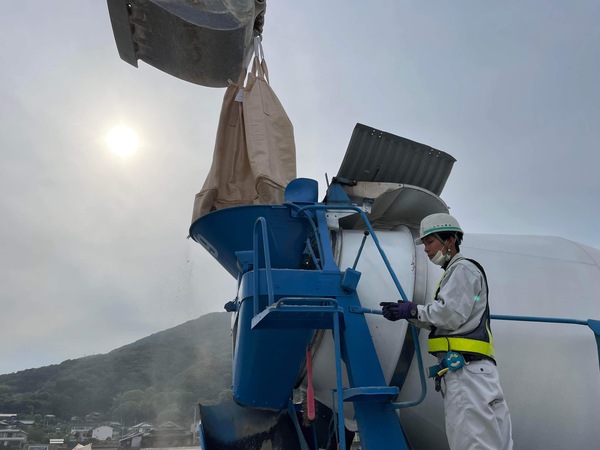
[{"x1": 443, "y1": 359, "x2": 513, "y2": 450}]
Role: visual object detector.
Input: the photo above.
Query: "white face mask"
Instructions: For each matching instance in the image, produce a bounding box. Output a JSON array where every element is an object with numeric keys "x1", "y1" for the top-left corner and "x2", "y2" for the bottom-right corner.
[
  {"x1": 430, "y1": 241, "x2": 452, "y2": 266},
  {"x1": 430, "y1": 250, "x2": 448, "y2": 266}
]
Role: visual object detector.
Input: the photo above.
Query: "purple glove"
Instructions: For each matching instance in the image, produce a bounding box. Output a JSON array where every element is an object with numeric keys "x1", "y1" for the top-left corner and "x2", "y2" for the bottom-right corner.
[{"x1": 379, "y1": 301, "x2": 417, "y2": 321}]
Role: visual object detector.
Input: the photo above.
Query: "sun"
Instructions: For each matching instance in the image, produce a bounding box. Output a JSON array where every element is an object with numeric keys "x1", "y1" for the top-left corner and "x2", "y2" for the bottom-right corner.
[{"x1": 106, "y1": 125, "x2": 139, "y2": 158}]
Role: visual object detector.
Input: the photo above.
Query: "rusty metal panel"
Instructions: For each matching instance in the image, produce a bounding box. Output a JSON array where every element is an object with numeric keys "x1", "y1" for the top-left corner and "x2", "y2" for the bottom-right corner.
[{"x1": 336, "y1": 123, "x2": 456, "y2": 196}]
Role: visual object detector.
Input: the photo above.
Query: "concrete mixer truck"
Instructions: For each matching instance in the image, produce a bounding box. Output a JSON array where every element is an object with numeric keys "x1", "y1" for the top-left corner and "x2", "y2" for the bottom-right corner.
[{"x1": 187, "y1": 123, "x2": 600, "y2": 449}]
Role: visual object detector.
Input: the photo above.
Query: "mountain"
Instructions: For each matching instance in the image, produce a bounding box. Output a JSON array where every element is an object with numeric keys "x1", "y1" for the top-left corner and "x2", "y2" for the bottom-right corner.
[{"x1": 0, "y1": 312, "x2": 233, "y2": 425}]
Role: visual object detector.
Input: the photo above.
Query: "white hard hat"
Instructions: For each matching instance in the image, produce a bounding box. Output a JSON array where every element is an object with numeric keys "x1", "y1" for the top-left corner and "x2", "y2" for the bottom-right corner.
[{"x1": 416, "y1": 213, "x2": 463, "y2": 244}]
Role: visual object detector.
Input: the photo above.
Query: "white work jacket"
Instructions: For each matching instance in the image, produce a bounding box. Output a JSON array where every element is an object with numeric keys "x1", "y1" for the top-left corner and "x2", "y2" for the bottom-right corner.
[{"x1": 416, "y1": 253, "x2": 488, "y2": 336}]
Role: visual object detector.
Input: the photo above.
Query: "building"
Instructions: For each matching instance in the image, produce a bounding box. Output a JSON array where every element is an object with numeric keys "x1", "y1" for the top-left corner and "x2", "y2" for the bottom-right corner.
[
  {"x1": 0, "y1": 415, "x2": 17, "y2": 427},
  {"x1": 118, "y1": 423, "x2": 153, "y2": 449},
  {"x1": 70, "y1": 426, "x2": 93, "y2": 437},
  {"x1": 128, "y1": 423, "x2": 153, "y2": 435},
  {"x1": 26, "y1": 441, "x2": 68, "y2": 450},
  {"x1": 140, "y1": 422, "x2": 193, "y2": 448},
  {"x1": 118, "y1": 431, "x2": 144, "y2": 449},
  {"x1": 0, "y1": 428, "x2": 27, "y2": 448},
  {"x1": 16, "y1": 420, "x2": 34, "y2": 427},
  {"x1": 27, "y1": 445, "x2": 49, "y2": 450},
  {"x1": 92, "y1": 426, "x2": 113, "y2": 441}
]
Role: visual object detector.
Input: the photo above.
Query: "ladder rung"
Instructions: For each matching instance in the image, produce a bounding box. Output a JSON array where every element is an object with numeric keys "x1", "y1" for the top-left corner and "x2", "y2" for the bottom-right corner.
[
  {"x1": 251, "y1": 303, "x2": 345, "y2": 330},
  {"x1": 342, "y1": 386, "x2": 400, "y2": 403}
]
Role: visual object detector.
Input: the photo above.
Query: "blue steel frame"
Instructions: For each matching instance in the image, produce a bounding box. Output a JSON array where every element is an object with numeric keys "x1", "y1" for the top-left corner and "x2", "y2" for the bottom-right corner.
[
  {"x1": 289, "y1": 203, "x2": 430, "y2": 411},
  {"x1": 244, "y1": 202, "x2": 428, "y2": 449}
]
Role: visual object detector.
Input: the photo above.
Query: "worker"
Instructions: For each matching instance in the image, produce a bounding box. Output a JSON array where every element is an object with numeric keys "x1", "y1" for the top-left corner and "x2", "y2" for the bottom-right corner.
[{"x1": 380, "y1": 213, "x2": 513, "y2": 450}]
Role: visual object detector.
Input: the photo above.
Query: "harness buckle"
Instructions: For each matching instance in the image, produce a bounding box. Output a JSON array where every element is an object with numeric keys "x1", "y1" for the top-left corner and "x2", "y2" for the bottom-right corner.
[
  {"x1": 428, "y1": 351, "x2": 466, "y2": 379},
  {"x1": 445, "y1": 351, "x2": 465, "y2": 371}
]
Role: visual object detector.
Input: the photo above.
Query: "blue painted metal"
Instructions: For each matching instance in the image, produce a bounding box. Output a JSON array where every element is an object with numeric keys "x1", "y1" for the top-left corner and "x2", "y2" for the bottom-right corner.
[
  {"x1": 198, "y1": 421, "x2": 206, "y2": 449},
  {"x1": 491, "y1": 314, "x2": 590, "y2": 326},
  {"x1": 253, "y1": 217, "x2": 274, "y2": 315},
  {"x1": 343, "y1": 386, "x2": 400, "y2": 402},
  {"x1": 390, "y1": 325, "x2": 429, "y2": 410},
  {"x1": 347, "y1": 308, "x2": 429, "y2": 410},
  {"x1": 190, "y1": 180, "x2": 427, "y2": 449},
  {"x1": 291, "y1": 203, "x2": 411, "y2": 302},
  {"x1": 588, "y1": 319, "x2": 600, "y2": 336},
  {"x1": 325, "y1": 181, "x2": 351, "y2": 204},
  {"x1": 284, "y1": 178, "x2": 319, "y2": 204},
  {"x1": 492, "y1": 314, "x2": 600, "y2": 372},
  {"x1": 341, "y1": 268, "x2": 361, "y2": 292},
  {"x1": 247, "y1": 208, "x2": 412, "y2": 448},
  {"x1": 591, "y1": 320, "x2": 600, "y2": 371},
  {"x1": 332, "y1": 308, "x2": 346, "y2": 449},
  {"x1": 232, "y1": 295, "x2": 314, "y2": 409},
  {"x1": 252, "y1": 298, "x2": 344, "y2": 330},
  {"x1": 189, "y1": 205, "x2": 313, "y2": 277},
  {"x1": 349, "y1": 306, "x2": 383, "y2": 315},
  {"x1": 352, "y1": 231, "x2": 369, "y2": 270}
]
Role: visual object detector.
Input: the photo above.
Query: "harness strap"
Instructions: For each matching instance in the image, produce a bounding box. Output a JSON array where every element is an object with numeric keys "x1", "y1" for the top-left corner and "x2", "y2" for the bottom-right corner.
[{"x1": 428, "y1": 257, "x2": 495, "y2": 359}]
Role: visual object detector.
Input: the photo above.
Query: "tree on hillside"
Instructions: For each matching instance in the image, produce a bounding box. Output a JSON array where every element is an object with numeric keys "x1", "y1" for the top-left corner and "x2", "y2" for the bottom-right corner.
[{"x1": 26, "y1": 426, "x2": 47, "y2": 444}]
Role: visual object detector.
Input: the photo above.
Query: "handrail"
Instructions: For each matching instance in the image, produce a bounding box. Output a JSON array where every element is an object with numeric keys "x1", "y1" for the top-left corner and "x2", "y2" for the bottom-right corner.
[
  {"x1": 252, "y1": 204, "x2": 429, "y2": 420},
  {"x1": 391, "y1": 324, "x2": 428, "y2": 409},
  {"x1": 290, "y1": 203, "x2": 410, "y2": 302},
  {"x1": 352, "y1": 231, "x2": 369, "y2": 270},
  {"x1": 290, "y1": 203, "x2": 428, "y2": 409},
  {"x1": 492, "y1": 315, "x2": 600, "y2": 371},
  {"x1": 491, "y1": 314, "x2": 592, "y2": 326},
  {"x1": 252, "y1": 217, "x2": 275, "y2": 316},
  {"x1": 348, "y1": 308, "x2": 428, "y2": 409}
]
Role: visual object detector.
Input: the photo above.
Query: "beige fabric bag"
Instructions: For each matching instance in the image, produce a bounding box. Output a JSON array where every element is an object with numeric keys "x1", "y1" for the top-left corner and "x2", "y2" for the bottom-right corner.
[
  {"x1": 191, "y1": 69, "x2": 257, "y2": 222},
  {"x1": 243, "y1": 39, "x2": 297, "y2": 205},
  {"x1": 191, "y1": 38, "x2": 296, "y2": 223}
]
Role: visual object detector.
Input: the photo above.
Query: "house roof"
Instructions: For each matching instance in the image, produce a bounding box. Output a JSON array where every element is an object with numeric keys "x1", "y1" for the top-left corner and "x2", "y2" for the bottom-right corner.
[
  {"x1": 156, "y1": 422, "x2": 184, "y2": 430},
  {"x1": 119, "y1": 431, "x2": 144, "y2": 442},
  {"x1": 0, "y1": 429, "x2": 27, "y2": 434}
]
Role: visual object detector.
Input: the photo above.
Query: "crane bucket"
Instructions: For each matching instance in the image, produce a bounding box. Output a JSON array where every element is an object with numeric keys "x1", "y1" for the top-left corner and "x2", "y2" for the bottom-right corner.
[{"x1": 106, "y1": 0, "x2": 266, "y2": 87}]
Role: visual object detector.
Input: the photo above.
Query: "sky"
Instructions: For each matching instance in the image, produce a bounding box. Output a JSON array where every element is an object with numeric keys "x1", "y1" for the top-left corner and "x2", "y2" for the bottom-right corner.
[{"x1": 1, "y1": 1, "x2": 598, "y2": 375}]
